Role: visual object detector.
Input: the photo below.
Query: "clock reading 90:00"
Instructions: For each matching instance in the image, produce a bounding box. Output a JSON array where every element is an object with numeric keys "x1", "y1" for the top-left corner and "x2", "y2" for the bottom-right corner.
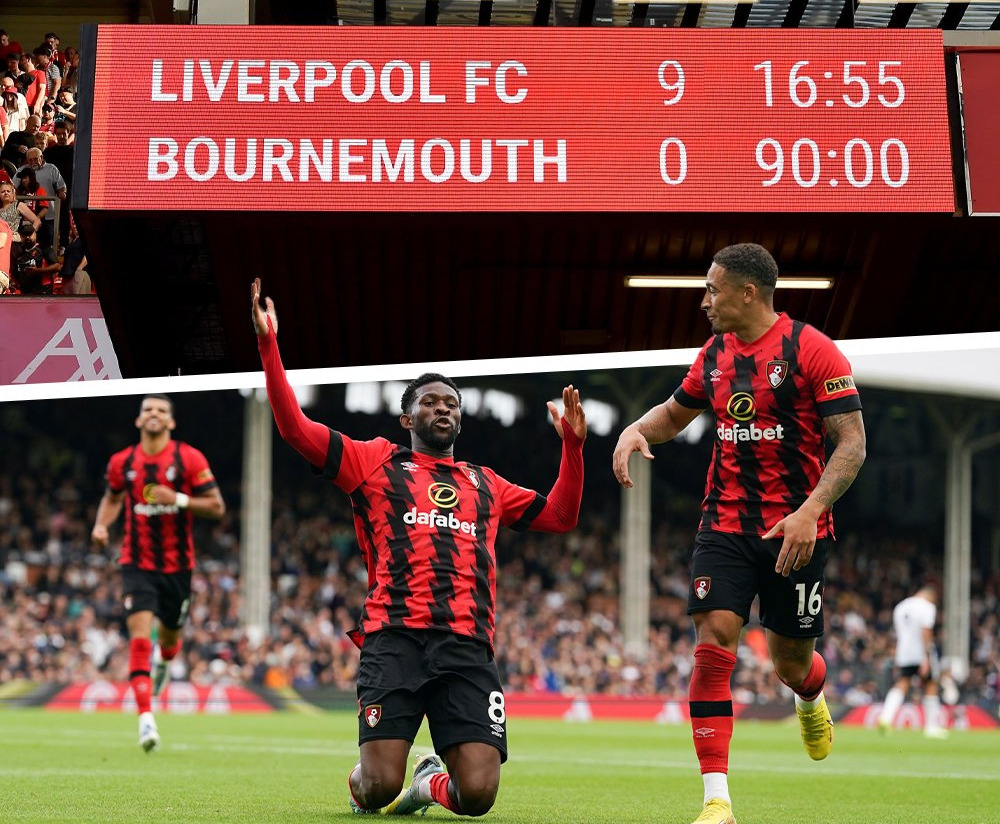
[{"x1": 756, "y1": 137, "x2": 909, "y2": 188}]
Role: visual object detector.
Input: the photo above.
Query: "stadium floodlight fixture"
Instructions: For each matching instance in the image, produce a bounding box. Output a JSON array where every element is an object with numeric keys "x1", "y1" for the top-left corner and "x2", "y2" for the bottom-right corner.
[{"x1": 623, "y1": 275, "x2": 834, "y2": 290}]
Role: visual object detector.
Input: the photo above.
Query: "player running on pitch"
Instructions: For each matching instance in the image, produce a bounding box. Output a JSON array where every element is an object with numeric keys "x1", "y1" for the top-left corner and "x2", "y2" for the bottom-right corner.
[
  {"x1": 877, "y1": 583, "x2": 949, "y2": 738},
  {"x1": 613, "y1": 244, "x2": 866, "y2": 824},
  {"x1": 251, "y1": 278, "x2": 586, "y2": 817},
  {"x1": 92, "y1": 395, "x2": 226, "y2": 752}
]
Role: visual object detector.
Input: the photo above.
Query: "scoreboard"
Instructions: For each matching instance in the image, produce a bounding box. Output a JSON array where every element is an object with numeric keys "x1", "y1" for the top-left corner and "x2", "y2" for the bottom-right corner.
[{"x1": 79, "y1": 27, "x2": 954, "y2": 213}]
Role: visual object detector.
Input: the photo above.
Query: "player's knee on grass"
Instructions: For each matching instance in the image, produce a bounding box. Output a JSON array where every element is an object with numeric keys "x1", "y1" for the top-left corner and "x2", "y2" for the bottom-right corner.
[
  {"x1": 356, "y1": 762, "x2": 406, "y2": 809},
  {"x1": 454, "y1": 777, "x2": 498, "y2": 817}
]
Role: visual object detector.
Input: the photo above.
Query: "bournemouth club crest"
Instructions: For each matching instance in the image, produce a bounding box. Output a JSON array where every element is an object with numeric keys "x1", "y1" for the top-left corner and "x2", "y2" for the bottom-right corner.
[
  {"x1": 363, "y1": 705, "x2": 382, "y2": 728},
  {"x1": 694, "y1": 577, "x2": 711, "y2": 600},
  {"x1": 465, "y1": 468, "x2": 480, "y2": 489},
  {"x1": 766, "y1": 360, "x2": 788, "y2": 389}
]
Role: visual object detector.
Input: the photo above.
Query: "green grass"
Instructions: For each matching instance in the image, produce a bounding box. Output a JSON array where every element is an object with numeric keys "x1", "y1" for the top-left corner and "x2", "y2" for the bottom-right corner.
[{"x1": 0, "y1": 709, "x2": 997, "y2": 823}]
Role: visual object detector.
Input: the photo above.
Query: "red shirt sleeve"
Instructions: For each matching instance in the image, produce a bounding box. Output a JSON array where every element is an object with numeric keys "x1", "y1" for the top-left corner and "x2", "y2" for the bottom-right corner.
[
  {"x1": 181, "y1": 444, "x2": 218, "y2": 495},
  {"x1": 257, "y1": 321, "x2": 330, "y2": 467},
  {"x1": 801, "y1": 326, "x2": 862, "y2": 417},
  {"x1": 674, "y1": 343, "x2": 710, "y2": 409},
  {"x1": 498, "y1": 420, "x2": 584, "y2": 533},
  {"x1": 319, "y1": 433, "x2": 394, "y2": 494},
  {"x1": 106, "y1": 452, "x2": 125, "y2": 493}
]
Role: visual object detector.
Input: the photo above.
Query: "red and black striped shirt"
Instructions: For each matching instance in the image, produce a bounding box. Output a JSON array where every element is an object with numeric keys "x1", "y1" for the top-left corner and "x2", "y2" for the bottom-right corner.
[
  {"x1": 257, "y1": 325, "x2": 584, "y2": 652},
  {"x1": 674, "y1": 313, "x2": 861, "y2": 538},
  {"x1": 320, "y1": 434, "x2": 554, "y2": 649},
  {"x1": 106, "y1": 441, "x2": 218, "y2": 573}
]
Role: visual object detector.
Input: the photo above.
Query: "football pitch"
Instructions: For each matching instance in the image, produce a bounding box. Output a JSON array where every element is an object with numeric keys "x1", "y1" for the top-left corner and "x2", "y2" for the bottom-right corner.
[{"x1": 1, "y1": 709, "x2": 996, "y2": 823}]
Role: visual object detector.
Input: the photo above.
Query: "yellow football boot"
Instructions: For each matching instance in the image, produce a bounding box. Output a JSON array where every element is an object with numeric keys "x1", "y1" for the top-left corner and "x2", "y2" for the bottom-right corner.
[
  {"x1": 797, "y1": 693, "x2": 834, "y2": 760},
  {"x1": 690, "y1": 798, "x2": 736, "y2": 824}
]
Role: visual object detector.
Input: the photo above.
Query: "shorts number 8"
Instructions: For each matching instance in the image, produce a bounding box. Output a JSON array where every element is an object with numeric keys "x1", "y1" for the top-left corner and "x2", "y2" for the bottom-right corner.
[{"x1": 488, "y1": 690, "x2": 506, "y2": 724}]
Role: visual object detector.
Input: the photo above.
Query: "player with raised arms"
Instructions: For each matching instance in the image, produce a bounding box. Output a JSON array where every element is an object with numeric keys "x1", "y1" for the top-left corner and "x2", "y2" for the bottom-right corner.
[{"x1": 251, "y1": 278, "x2": 586, "y2": 817}]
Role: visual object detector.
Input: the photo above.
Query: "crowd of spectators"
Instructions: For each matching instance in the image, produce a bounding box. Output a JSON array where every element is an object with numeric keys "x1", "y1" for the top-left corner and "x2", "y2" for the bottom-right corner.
[
  {"x1": 0, "y1": 27, "x2": 88, "y2": 296},
  {"x1": 1, "y1": 397, "x2": 997, "y2": 718}
]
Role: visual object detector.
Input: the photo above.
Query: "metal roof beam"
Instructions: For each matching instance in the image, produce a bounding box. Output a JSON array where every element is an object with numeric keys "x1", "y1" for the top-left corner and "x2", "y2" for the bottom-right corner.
[
  {"x1": 939, "y1": 3, "x2": 969, "y2": 29},
  {"x1": 783, "y1": 0, "x2": 810, "y2": 27},
  {"x1": 887, "y1": 1, "x2": 915, "y2": 28},
  {"x1": 534, "y1": 0, "x2": 553, "y2": 24}
]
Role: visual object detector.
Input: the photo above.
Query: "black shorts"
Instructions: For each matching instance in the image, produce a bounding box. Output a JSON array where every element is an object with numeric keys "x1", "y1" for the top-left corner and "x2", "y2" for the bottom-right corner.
[
  {"x1": 356, "y1": 629, "x2": 508, "y2": 763},
  {"x1": 687, "y1": 530, "x2": 830, "y2": 638},
  {"x1": 120, "y1": 565, "x2": 192, "y2": 630},
  {"x1": 898, "y1": 660, "x2": 938, "y2": 681}
]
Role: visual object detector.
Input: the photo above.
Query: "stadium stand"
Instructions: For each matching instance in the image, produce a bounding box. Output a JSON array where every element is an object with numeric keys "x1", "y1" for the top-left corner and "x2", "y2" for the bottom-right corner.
[
  {"x1": 1, "y1": 387, "x2": 996, "y2": 719},
  {"x1": 0, "y1": 24, "x2": 79, "y2": 294}
]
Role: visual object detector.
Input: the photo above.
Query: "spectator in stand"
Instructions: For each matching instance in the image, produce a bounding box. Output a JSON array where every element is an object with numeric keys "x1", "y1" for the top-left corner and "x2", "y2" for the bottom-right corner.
[
  {"x1": 1, "y1": 77, "x2": 29, "y2": 139},
  {"x1": 15, "y1": 147, "x2": 65, "y2": 251},
  {"x1": 11, "y1": 219, "x2": 57, "y2": 293},
  {"x1": 44, "y1": 119, "x2": 74, "y2": 247},
  {"x1": 44, "y1": 34, "x2": 64, "y2": 70},
  {"x1": 61, "y1": 49, "x2": 79, "y2": 96},
  {"x1": 60, "y1": 239, "x2": 90, "y2": 294},
  {"x1": 36, "y1": 104, "x2": 56, "y2": 149},
  {"x1": 14, "y1": 165, "x2": 48, "y2": 221},
  {"x1": 0, "y1": 179, "x2": 40, "y2": 256},
  {"x1": 19, "y1": 51, "x2": 46, "y2": 117},
  {"x1": 3, "y1": 53, "x2": 22, "y2": 85},
  {"x1": 0, "y1": 213, "x2": 11, "y2": 294},
  {"x1": 54, "y1": 90, "x2": 75, "y2": 123},
  {"x1": 36, "y1": 47, "x2": 59, "y2": 105},
  {"x1": 0, "y1": 31, "x2": 23, "y2": 63}
]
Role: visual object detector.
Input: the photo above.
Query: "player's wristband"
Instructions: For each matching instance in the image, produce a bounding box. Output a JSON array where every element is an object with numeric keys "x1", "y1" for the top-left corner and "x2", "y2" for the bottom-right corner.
[{"x1": 174, "y1": 492, "x2": 190, "y2": 509}]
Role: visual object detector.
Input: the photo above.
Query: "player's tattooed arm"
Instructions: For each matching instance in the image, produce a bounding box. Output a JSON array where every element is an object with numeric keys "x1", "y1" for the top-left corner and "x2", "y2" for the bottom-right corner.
[{"x1": 812, "y1": 409, "x2": 867, "y2": 510}]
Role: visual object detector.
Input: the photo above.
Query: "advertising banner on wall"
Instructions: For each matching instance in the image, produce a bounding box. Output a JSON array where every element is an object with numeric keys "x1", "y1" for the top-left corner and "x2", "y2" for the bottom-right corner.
[{"x1": 0, "y1": 298, "x2": 121, "y2": 385}]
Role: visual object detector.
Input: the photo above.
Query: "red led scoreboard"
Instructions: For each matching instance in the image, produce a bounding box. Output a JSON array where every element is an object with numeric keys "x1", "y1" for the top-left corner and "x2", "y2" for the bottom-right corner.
[{"x1": 81, "y1": 27, "x2": 954, "y2": 212}]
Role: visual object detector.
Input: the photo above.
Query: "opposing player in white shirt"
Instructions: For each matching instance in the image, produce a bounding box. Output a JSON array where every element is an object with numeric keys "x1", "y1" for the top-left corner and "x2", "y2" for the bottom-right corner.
[{"x1": 877, "y1": 584, "x2": 948, "y2": 738}]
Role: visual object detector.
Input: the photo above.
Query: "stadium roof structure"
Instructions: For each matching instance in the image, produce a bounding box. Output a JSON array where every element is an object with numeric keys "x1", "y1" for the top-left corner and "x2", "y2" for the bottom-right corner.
[
  {"x1": 264, "y1": 1, "x2": 1000, "y2": 31},
  {"x1": 70, "y1": 10, "x2": 1000, "y2": 378},
  {"x1": 844, "y1": 332, "x2": 1000, "y2": 401}
]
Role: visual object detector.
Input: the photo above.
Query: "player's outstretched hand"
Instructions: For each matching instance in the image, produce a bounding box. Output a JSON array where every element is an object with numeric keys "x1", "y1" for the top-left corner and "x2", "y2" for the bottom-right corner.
[
  {"x1": 251, "y1": 277, "x2": 278, "y2": 337},
  {"x1": 612, "y1": 425, "x2": 654, "y2": 489},
  {"x1": 547, "y1": 385, "x2": 586, "y2": 441}
]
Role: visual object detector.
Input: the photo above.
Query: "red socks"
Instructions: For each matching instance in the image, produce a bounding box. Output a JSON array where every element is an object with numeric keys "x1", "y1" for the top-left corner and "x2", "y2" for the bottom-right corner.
[
  {"x1": 428, "y1": 773, "x2": 462, "y2": 814},
  {"x1": 791, "y1": 651, "x2": 827, "y2": 701},
  {"x1": 160, "y1": 640, "x2": 182, "y2": 661},
  {"x1": 128, "y1": 637, "x2": 153, "y2": 714},
  {"x1": 689, "y1": 644, "x2": 737, "y2": 774}
]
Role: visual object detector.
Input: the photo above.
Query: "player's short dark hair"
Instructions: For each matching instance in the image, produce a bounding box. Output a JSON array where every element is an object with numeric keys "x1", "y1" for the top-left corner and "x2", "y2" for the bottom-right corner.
[
  {"x1": 400, "y1": 373, "x2": 461, "y2": 415},
  {"x1": 713, "y1": 243, "x2": 779, "y2": 295},
  {"x1": 141, "y1": 393, "x2": 174, "y2": 416},
  {"x1": 32, "y1": 46, "x2": 51, "y2": 59}
]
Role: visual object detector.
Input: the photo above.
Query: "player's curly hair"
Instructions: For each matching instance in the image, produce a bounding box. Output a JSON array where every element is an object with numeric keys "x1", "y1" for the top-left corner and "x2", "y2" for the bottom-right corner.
[
  {"x1": 400, "y1": 374, "x2": 462, "y2": 415},
  {"x1": 713, "y1": 243, "x2": 779, "y2": 293}
]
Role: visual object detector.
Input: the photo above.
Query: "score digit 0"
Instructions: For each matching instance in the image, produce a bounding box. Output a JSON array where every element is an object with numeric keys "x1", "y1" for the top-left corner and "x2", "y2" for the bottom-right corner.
[
  {"x1": 659, "y1": 137, "x2": 688, "y2": 185},
  {"x1": 658, "y1": 60, "x2": 685, "y2": 106}
]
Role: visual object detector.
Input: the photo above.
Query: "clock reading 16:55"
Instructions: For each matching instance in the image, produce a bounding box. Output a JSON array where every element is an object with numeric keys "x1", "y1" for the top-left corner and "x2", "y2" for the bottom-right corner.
[{"x1": 753, "y1": 60, "x2": 906, "y2": 108}]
